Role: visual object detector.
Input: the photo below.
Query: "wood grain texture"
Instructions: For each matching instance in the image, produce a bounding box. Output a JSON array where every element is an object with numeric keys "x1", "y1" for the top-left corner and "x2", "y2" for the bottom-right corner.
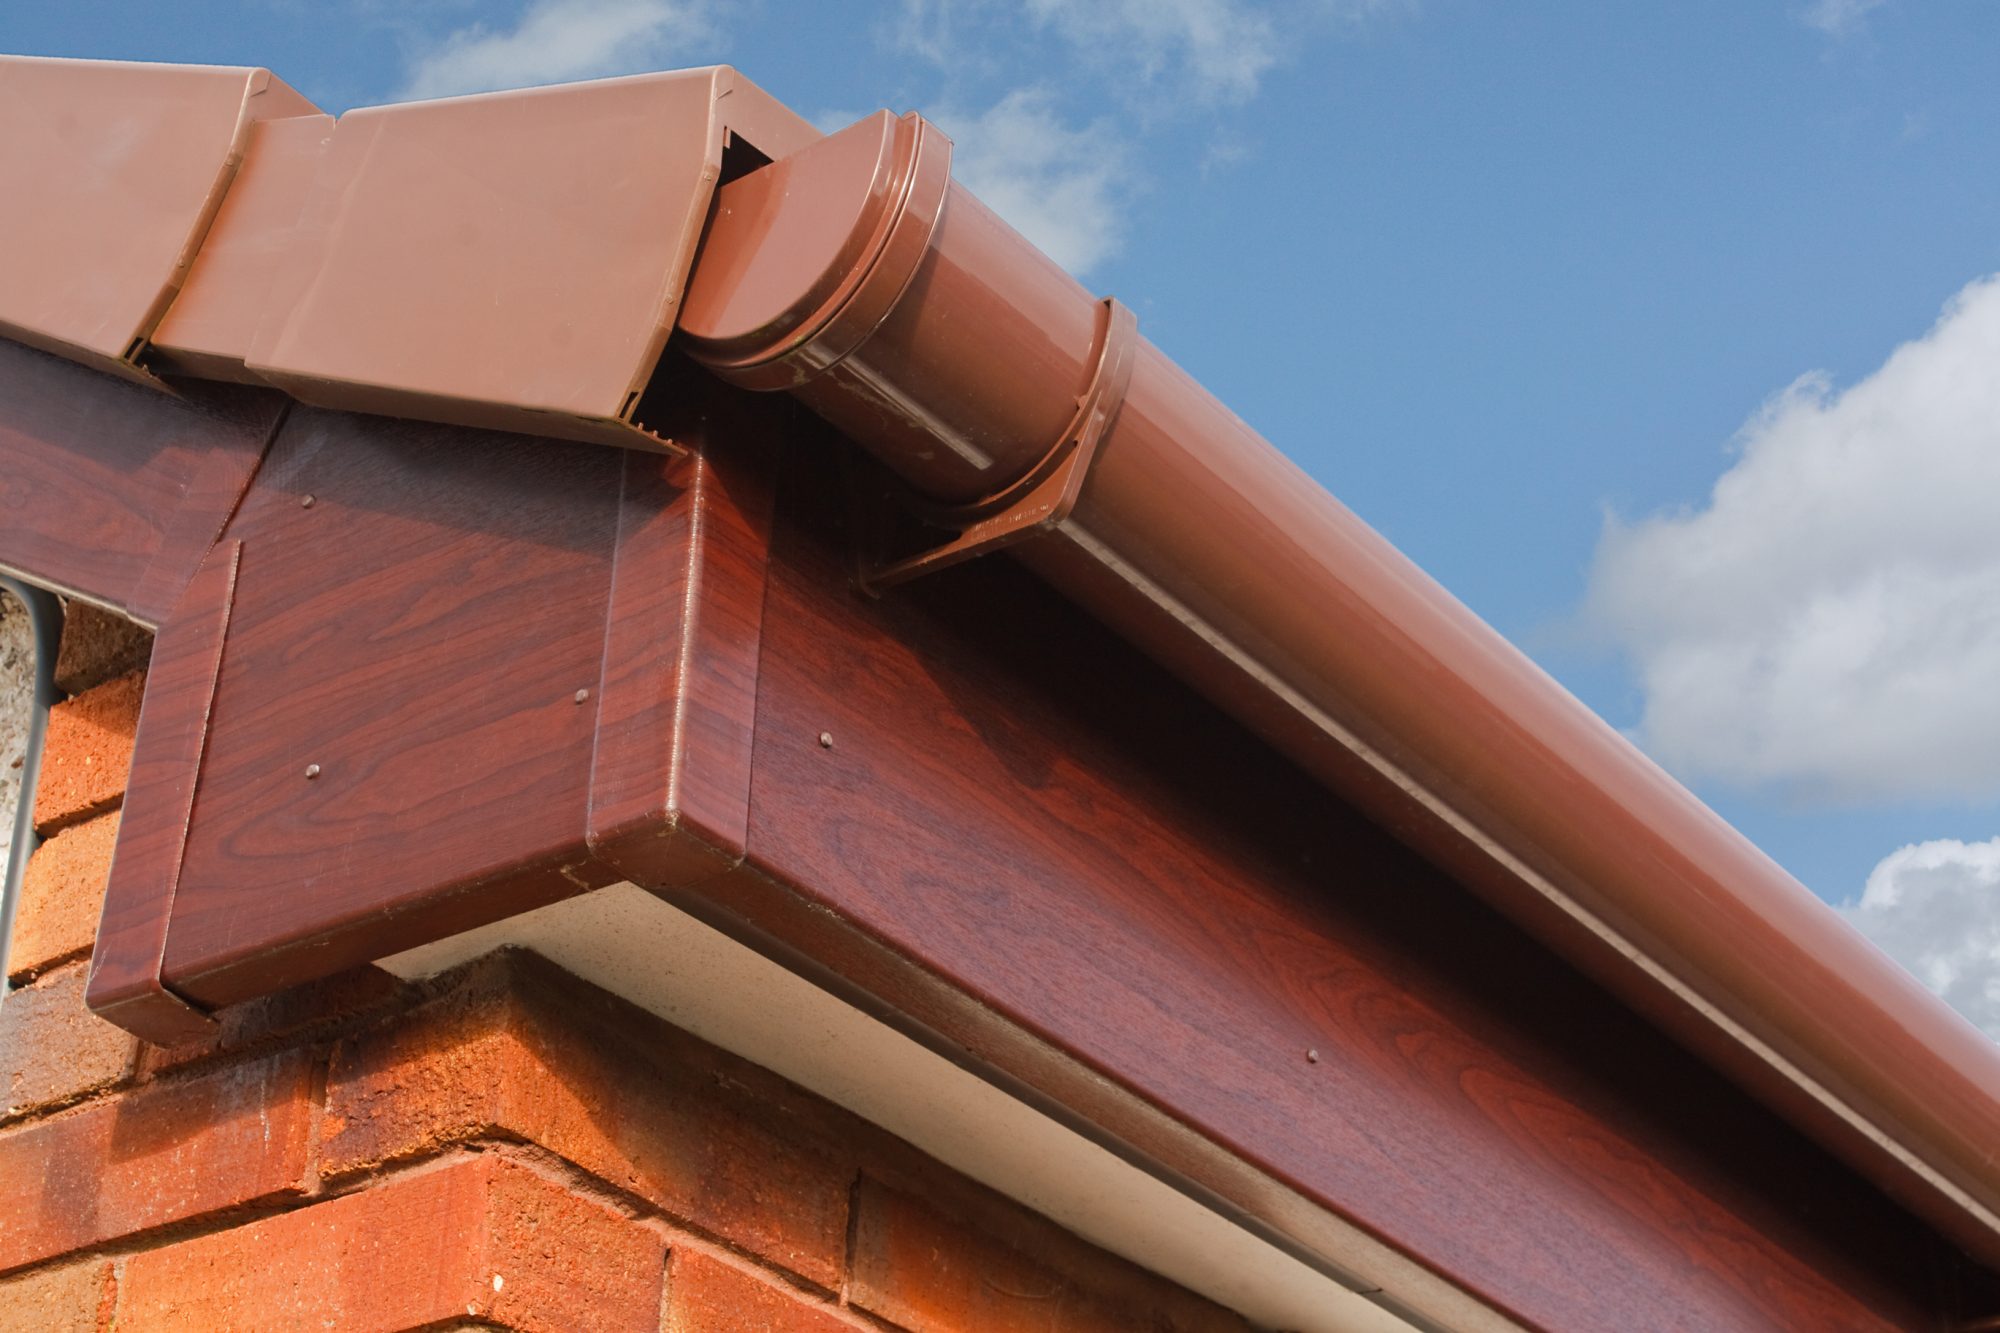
[
  {"x1": 85, "y1": 543, "x2": 240, "y2": 1045},
  {"x1": 729, "y1": 437, "x2": 1965, "y2": 1332},
  {"x1": 587, "y1": 375, "x2": 780, "y2": 888},
  {"x1": 32, "y1": 346, "x2": 1988, "y2": 1323},
  {"x1": 156, "y1": 408, "x2": 626, "y2": 1007},
  {"x1": 0, "y1": 339, "x2": 283, "y2": 626},
  {"x1": 89, "y1": 373, "x2": 782, "y2": 1014}
]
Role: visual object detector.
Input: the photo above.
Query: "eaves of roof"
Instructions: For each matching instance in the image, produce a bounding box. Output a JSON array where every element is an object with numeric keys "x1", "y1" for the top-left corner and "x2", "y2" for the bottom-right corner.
[{"x1": 3, "y1": 51, "x2": 1998, "y2": 1293}]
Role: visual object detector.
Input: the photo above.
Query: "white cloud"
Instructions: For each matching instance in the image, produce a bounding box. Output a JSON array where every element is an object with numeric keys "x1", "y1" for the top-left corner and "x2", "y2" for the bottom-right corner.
[
  {"x1": 1585, "y1": 274, "x2": 2000, "y2": 804},
  {"x1": 400, "y1": 0, "x2": 715, "y2": 101},
  {"x1": 1799, "y1": 0, "x2": 1886, "y2": 38},
  {"x1": 879, "y1": 1, "x2": 1411, "y2": 268},
  {"x1": 1845, "y1": 839, "x2": 2000, "y2": 1038},
  {"x1": 1022, "y1": 0, "x2": 1279, "y2": 103},
  {"x1": 894, "y1": 0, "x2": 1409, "y2": 104},
  {"x1": 937, "y1": 89, "x2": 1133, "y2": 276},
  {"x1": 889, "y1": 0, "x2": 973, "y2": 66}
]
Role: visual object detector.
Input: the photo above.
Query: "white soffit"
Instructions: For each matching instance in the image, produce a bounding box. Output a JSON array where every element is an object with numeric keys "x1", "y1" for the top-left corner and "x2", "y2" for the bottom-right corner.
[{"x1": 378, "y1": 882, "x2": 1428, "y2": 1333}]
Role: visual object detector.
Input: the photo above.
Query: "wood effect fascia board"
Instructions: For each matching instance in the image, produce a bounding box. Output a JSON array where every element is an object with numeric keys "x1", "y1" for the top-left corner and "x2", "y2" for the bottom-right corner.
[
  {"x1": 8, "y1": 352, "x2": 1991, "y2": 1322},
  {"x1": 709, "y1": 441, "x2": 1976, "y2": 1330},
  {"x1": 85, "y1": 541, "x2": 242, "y2": 1044},
  {"x1": 584, "y1": 416, "x2": 779, "y2": 886},
  {"x1": 78, "y1": 389, "x2": 779, "y2": 1042},
  {"x1": 0, "y1": 339, "x2": 286, "y2": 628}
]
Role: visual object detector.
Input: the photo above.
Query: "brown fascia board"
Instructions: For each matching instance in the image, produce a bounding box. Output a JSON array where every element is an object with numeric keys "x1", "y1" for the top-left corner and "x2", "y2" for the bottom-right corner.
[{"x1": 1, "y1": 52, "x2": 1998, "y2": 1274}]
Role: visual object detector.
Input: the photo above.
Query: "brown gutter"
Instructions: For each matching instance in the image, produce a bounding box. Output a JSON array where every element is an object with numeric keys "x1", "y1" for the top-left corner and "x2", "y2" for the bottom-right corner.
[{"x1": 676, "y1": 109, "x2": 2000, "y2": 1264}]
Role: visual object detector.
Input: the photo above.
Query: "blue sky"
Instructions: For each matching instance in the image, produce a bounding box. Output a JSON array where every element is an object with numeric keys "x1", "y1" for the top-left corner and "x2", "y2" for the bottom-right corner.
[{"x1": 10, "y1": 1, "x2": 2000, "y2": 1028}]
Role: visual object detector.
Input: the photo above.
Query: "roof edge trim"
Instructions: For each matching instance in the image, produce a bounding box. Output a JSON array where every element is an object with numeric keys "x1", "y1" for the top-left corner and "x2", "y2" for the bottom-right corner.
[{"x1": 677, "y1": 107, "x2": 2000, "y2": 1270}]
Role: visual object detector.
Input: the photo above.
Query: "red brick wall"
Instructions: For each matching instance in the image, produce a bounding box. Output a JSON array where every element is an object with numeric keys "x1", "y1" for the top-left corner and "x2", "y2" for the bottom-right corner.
[{"x1": 0, "y1": 612, "x2": 1249, "y2": 1332}]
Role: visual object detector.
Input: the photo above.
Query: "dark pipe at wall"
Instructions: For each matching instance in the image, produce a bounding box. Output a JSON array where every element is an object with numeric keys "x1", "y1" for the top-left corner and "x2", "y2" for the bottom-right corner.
[
  {"x1": 677, "y1": 109, "x2": 2000, "y2": 1268},
  {"x1": 0, "y1": 577, "x2": 62, "y2": 999}
]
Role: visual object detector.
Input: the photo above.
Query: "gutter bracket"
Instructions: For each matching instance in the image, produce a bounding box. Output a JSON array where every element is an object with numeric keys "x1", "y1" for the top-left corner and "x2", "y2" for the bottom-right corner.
[{"x1": 859, "y1": 296, "x2": 1137, "y2": 591}]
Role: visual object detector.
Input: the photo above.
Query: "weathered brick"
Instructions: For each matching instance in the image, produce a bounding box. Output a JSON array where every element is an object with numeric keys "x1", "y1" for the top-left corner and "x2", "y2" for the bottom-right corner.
[
  {"x1": 850, "y1": 1176, "x2": 1249, "y2": 1333},
  {"x1": 0, "y1": 1048, "x2": 315, "y2": 1273},
  {"x1": 664, "y1": 1249, "x2": 861, "y2": 1332},
  {"x1": 0, "y1": 963, "x2": 138, "y2": 1122},
  {"x1": 118, "y1": 1154, "x2": 662, "y2": 1333},
  {"x1": 0, "y1": 1259, "x2": 112, "y2": 1333},
  {"x1": 136, "y1": 964, "x2": 414, "y2": 1080},
  {"x1": 323, "y1": 951, "x2": 852, "y2": 1291},
  {"x1": 31, "y1": 671, "x2": 142, "y2": 835},
  {"x1": 51, "y1": 604, "x2": 152, "y2": 698},
  {"x1": 6, "y1": 812, "x2": 117, "y2": 984}
]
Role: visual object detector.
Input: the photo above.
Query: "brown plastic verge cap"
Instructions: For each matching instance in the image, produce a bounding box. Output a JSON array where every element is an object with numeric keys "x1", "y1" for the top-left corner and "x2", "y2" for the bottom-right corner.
[
  {"x1": 0, "y1": 56, "x2": 320, "y2": 382},
  {"x1": 244, "y1": 67, "x2": 819, "y2": 448},
  {"x1": 150, "y1": 111, "x2": 336, "y2": 381}
]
